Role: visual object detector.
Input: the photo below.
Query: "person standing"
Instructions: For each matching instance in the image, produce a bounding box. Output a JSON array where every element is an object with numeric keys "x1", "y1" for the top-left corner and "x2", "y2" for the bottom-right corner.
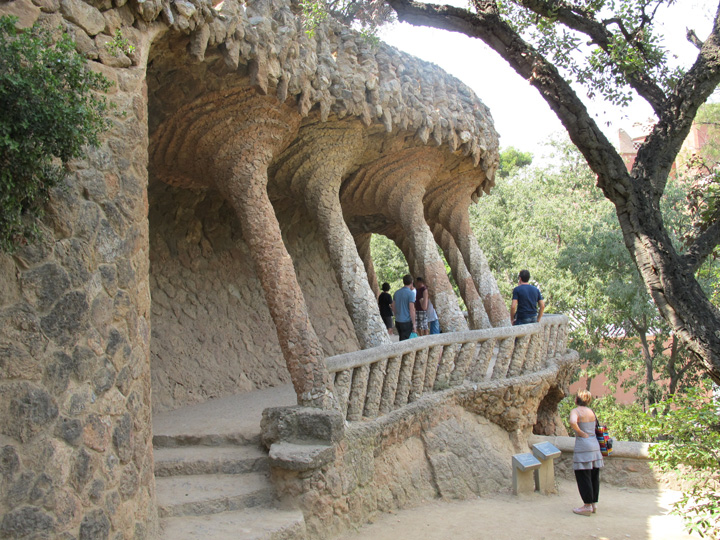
[
  {"x1": 414, "y1": 277, "x2": 429, "y2": 336},
  {"x1": 392, "y1": 274, "x2": 416, "y2": 340},
  {"x1": 378, "y1": 282, "x2": 394, "y2": 336},
  {"x1": 510, "y1": 269, "x2": 545, "y2": 325},
  {"x1": 427, "y1": 299, "x2": 440, "y2": 335},
  {"x1": 569, "y1": 389, "x2": 604, "y2": 516}
]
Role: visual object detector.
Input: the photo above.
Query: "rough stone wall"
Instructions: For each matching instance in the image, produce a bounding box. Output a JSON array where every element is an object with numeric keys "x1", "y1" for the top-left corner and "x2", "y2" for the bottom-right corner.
[
  {"x1": 270, "y1": 353, "x2": 578, "y2": 538},
  {"x1": 149, "y1": 183, "x2": 359, "y2": 412},
  {"x1": 0, "y1": 28, "x2": 156, "y2": 540}
]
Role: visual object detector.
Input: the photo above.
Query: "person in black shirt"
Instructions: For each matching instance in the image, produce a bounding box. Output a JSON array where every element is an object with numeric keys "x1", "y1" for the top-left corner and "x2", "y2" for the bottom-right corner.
[{"x1": 378, "y1": 282, "x2": 394, "y2": 336}]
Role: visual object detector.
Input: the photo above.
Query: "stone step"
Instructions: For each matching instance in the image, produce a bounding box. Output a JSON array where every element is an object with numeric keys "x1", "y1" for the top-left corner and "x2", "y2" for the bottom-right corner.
[
  {"x1": 159, "y1": 507, "x2": 307, "y2": 540},
  {"x1": 156, "y1": 472, "x2": 277, "y2": 518},
  {"x1": 154, "y1": 445, "x2": 269, "y2": 477},
  {"x1": 153, "y1": 432, "x2": 262, "y2": 449}
]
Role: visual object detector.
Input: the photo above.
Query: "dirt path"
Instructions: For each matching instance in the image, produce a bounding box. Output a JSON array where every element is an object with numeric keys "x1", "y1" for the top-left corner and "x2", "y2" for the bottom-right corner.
[{"x1": 334, "y1": 480, "x2": 692, "y2": 540}]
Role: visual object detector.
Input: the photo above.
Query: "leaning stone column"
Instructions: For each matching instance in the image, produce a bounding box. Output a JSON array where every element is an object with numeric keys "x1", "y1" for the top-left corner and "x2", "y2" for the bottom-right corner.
[
  {"x1": 431, "y1": 222, "x2": 490, "y2": 330},
  {"x1": 276, "y1": 121, "x2": 390, "y2": 349},
  {"x1": 213, "y1": 103, "x2": 335, "y2": 408},
  {"x1": 388, "y1": 183, "x2": 468, "y2": 333},
  {"x1": 437, "y1": 198, "x2": 511, "y2": 327},
  {"x1": 355, "y1": 233, "x2": 380, "y2": 299}
]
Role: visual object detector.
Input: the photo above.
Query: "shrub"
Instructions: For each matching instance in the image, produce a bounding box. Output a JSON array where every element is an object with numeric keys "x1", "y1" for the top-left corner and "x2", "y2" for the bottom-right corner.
[
  {"x1": 558, "y1": 394, "x2": 647, "y2": 442},
  {"x1": 0, "y1": 16, "x2": 110, "y2": 252},
  {"x1": 644, "y1": 381, "x2": 720, "y2": 539}
]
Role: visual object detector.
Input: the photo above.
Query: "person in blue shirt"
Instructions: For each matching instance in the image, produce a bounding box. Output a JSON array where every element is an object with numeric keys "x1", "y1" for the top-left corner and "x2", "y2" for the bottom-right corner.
[
  {"x1": 510, "y1": 269, "x2": 545, "y2": 325},
  {"x1": 392, "y1": 274, "x2": 417, "y2": 340}
]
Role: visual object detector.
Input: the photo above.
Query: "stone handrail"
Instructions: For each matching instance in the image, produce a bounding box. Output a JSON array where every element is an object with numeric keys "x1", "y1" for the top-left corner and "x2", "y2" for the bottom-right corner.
[{"x1": 326, "y1": 315, "x2": 569, "y2": 421}]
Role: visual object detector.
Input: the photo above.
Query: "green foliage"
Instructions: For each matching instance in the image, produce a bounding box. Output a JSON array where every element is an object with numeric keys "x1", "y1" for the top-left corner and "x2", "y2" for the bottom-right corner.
[
  {"x1": 300, "y1": 0, "x2": 329, "y2": 37},
  {"x1": 105, "y1": 29, "x2": 135, "y2": 57},
  {"x1": 559, "y1": 395, "x2": 648, "y2": 442},
  {"x1": 494, "y1": 0, "x2": 683, "y2": 106},
  {"x1": 0, "y1": 16, "x2": 110, "y2": 252},
  {"x1": 472, "y1": 137, "x2": 707, "y2": 403},
  {"x1": 498, "y1": 146, "x2": 533, "y2": 178},
  {"x1": 644, "y1": 381, "x2": 720, "y2": 538},
  {"x1": 370, "y1": 233, "x2": 408, "y2": 292},
  {"x1": 299, "y1": 0, "x2": 394, "y2": 40}
]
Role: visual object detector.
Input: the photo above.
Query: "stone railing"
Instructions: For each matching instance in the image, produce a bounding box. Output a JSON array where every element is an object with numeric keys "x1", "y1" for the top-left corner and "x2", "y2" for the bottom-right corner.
[{"x1": 325, "y1": 315, "x2": 569, "y2": 421}]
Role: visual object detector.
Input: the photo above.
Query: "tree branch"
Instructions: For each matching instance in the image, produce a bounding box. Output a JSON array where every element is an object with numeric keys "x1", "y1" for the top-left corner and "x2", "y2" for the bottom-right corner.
[
  {"x1": 518, "y1": 0, "x2": 667, "y2": 112},
  {"x1": 632, "y1": 1, "x2": 720, "y2": 200},
  {"x1": 687, "y1": 28, "x2": 704, "y2": 49},
  {"x1": 683, "y1": 214, "x2": 720, "y2": 272}
]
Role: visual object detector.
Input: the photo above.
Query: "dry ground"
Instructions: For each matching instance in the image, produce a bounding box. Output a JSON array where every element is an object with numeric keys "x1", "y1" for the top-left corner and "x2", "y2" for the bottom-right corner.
[{"x1": 334, "y1": 479, "x2": 693, "y2": 540}]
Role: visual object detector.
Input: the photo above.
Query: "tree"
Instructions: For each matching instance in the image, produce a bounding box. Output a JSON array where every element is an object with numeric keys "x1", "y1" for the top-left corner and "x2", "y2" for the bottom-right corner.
[
  {"x1": 312, "y1": 0, "x2": 720, "y2": 383},
  {"x1": 0, "y1": 16, "x2": 110, "y2": 252},
  {"x1": 471, "y1": 141, "x2": 707, "y2": 404}
]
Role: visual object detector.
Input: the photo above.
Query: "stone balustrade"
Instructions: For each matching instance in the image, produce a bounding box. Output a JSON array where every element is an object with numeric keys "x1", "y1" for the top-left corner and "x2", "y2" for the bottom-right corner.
[{"x1": 326, "y1": 314, "x2": 569, "y2": 421}]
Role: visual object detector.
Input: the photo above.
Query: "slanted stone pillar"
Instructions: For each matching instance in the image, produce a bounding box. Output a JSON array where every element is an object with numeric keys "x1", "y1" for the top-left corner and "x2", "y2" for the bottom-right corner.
[
  {"x1": 437, "y1": 197, "x2": 511, "y2": 327},
  {"x1": 212, "y1": 100, "x2": 335, "y2": 408},
  {"x1": 381, "y1": 154, "x2": 468, "y2": 333},
  {"x1": 431, "y1": 222, "x2": 490, "y2": 330},
  {"x1": 355, "y1": 233, "x2": 379, "y2": 299},
  {"x1": 275, "y1": 121, "x2": 390, "y2": 349}
]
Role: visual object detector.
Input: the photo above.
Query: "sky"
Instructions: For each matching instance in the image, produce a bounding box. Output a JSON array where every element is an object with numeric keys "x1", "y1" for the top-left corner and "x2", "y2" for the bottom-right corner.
[{"x1": 377, "y1": 0, "x2": 717, "y2": 159}]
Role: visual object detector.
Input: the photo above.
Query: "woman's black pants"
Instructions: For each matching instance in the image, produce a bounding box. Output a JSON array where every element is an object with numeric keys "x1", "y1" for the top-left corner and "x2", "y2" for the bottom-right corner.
[{"x1": 574, "y1": 468, "x2": 600, "y2": 504}]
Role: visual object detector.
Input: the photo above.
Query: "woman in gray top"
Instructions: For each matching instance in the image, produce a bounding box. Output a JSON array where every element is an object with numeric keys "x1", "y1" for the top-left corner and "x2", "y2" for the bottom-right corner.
[{"x1": 568, "y1": 389, "x2": 604, "y2": 516}]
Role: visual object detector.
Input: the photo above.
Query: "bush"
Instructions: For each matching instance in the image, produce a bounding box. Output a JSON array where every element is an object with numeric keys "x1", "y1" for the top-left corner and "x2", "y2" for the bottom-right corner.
[
  {"x1": 558, "y1": 394, "x2": 648, "y2": 442},
  {"x1": 0, "y1": 16, "x2": 110, "y2": 252},
  {"x1": 644, "y1": 381, "x2": 720, "y2": 539}
]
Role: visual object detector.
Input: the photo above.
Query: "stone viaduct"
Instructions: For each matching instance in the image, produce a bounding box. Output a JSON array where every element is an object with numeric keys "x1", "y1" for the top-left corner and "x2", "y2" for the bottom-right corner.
[{"x1": 0, "y1": 0, "x2": 576, "y2": 538}]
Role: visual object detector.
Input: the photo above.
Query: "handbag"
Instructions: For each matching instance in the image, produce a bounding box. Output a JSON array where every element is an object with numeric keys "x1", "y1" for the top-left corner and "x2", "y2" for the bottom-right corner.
[{"x1": 595, "y1": 415, "x2": 613, "y2": 457}]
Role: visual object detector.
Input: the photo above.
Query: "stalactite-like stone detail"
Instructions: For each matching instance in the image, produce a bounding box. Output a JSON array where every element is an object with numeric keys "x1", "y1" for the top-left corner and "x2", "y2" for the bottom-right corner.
[
  {"x1": 492, "y1": 337, "x2": 516, "y2": 379},
  {"x1": 424, "y1": 346, "x2": 443, "y2": 391},
  {"x1": 363, "y1": 359, "x2": 388, "y2": 417},
  {"x1": 346, "y1": 365, "x2": 371, "y2": 421},
  {"x1": 507, "y1": 335, "x2": 531, "y2": 377},
  {"x1": 467, "y1": 339, "x2": 495, "y2": 381},
  {"x1": 379, "y1": 355, "x2": 402, "y2": 415},
  {"x1": 449, "y1": 342, "x2": 477, "y2": 385},
  {"x1": 274, "y1": 121, "x2": 390, "y2": 350},
  {"x1": 409, "y1": 348, "x2": 429, "y2": 402},
  {"x1": 432, "y1": 223, "x2": 490, "y2": 330},
  {"x1": 355, "y1": 233, "x2": 379, "y2": 299},
  {"x1": 394, "y1": 351, "x2": 417, "y2": 407},
  {"x1": 151, "y1": 90, "x2": 334, "y2": 408}
]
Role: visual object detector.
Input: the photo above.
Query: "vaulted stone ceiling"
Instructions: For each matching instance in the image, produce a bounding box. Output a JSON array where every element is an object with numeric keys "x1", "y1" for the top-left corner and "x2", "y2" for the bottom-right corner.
[{"x1": 147, "y1": 0, "x2": 499, "y2": 223}]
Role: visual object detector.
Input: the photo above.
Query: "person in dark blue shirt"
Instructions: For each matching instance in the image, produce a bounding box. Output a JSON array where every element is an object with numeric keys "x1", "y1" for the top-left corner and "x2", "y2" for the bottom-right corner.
[{"x1": 510, "y1": 269, "x2": 545, "y2": 325}]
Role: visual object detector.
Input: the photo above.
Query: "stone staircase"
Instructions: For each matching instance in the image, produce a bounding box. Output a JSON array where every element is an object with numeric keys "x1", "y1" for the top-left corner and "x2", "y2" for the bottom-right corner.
[{"x1": 152, "y1": 386, "x2": 306, "y2": 539}]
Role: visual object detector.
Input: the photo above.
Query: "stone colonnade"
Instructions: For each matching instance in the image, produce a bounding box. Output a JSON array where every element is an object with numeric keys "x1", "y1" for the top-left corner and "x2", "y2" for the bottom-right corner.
[
  {"x1": 152, "y1": 90, "x2": 513, "y2": 409},
  {"x1": 0, "y1": 0, "x2": 514, "y2": 536}
]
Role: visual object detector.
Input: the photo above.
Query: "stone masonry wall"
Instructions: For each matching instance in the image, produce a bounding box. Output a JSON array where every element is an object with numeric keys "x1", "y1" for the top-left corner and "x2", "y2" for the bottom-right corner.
[
  {"x1": 149, "y1": 182, "x2": 359, "y2": 412},
  {"x1": 0, "y1": 29, "x2": 157, "y2": 540},
  {"x1": 269, "y1": 353, "x2": 578, "y2": 539}
]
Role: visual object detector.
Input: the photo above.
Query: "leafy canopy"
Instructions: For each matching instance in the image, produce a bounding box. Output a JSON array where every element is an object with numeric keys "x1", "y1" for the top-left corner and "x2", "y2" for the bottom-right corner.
[{"x1": 0, "y1": 16, "x2": 110, "y2": 252}]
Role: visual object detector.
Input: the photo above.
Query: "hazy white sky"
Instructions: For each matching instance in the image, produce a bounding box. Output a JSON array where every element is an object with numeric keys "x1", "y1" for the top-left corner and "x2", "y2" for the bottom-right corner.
[{"x1": 378, "y1": 0, "x2": 717, "y2": 158}]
